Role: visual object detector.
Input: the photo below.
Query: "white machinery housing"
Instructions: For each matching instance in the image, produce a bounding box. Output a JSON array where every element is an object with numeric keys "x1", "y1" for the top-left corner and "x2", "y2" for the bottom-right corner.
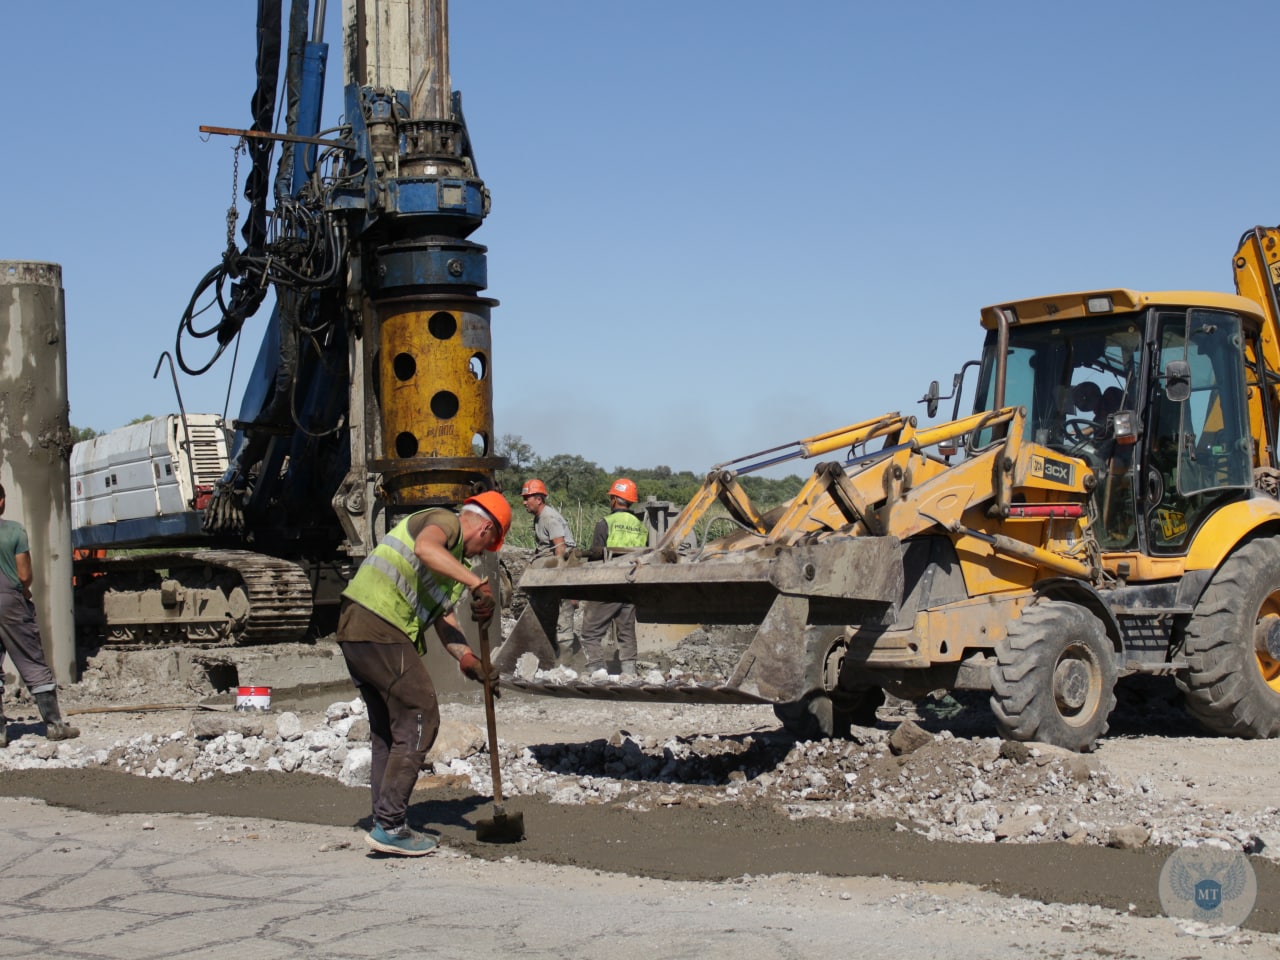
[{"x1": 71, "y1": 415, "x2": 231, "y2": 548}]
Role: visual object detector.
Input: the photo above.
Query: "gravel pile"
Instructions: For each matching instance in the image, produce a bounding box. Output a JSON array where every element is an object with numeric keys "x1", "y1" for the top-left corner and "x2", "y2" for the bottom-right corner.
[{"x1": 490, "y1": 721, "x2": 1278, "y2": 857}]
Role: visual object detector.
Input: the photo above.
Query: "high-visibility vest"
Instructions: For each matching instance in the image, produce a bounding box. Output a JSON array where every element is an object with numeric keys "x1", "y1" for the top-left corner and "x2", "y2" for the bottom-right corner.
[
  {"x1": 605, "y1": 509, "x2": 648, "y2": 549},
  {"x1": 342, "y1": 509, "x2": 468, "y2": 652}
]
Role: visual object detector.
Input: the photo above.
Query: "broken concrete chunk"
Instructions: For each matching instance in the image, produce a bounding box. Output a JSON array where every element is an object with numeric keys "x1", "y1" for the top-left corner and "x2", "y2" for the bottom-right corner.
[
  {"x1": 1107, "y1": 824, "x2": 1151, "y2": 849},
  {"x1": 888, "y1": 719, "x2": 933, "y2": 756},
  {"x1": 424, "y1": 719, "x2": 484, "y2": 765},
  {"x1": 274, "y1": 711, "x2": 304, "y2": 741},
  {"x1": 515, "y1": 652, "x2": 541, "y2": 680},
  {"x1": 995, "y1": 813, "x2": 1045, "y2": 841},
  {"x1": 190, "y1": 713, "x2": 265, "y2": 740}
]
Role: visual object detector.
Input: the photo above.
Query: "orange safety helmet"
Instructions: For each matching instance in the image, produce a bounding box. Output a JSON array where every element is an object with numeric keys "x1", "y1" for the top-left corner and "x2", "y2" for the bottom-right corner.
[
  {"x1": 607, "y1": 477, "x2": 638, "y2": 503},
  {"x1": 465, "y1": 491, "x2": 512, "y2": 551},
  {"x1": 520, "y1": 478, "x2": 548, "y2": 498}
]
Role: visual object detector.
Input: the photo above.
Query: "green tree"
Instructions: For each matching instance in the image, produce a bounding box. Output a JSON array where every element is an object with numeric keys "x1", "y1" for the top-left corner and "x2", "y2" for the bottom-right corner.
[
  {"x1": 495, "y1": 433, "x2": 537, "y2": 494},
  {"x1": 498, "y1": 433, "x2": 536, "y2": 470},
  {"x1": 535, "y1": 453, "x2": 604, "y2": 502},
  {"x1": 489, "y1": 440, "x2": 812, "y2": 551},
  {"x1": 69, "y1": 425, "x2": 99, "y2": 444}
]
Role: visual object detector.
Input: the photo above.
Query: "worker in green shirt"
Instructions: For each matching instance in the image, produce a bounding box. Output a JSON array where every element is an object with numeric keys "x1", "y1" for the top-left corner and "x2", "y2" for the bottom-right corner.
[{"x1": 0, "y1": 483, "x2": 78, "y2": 747}]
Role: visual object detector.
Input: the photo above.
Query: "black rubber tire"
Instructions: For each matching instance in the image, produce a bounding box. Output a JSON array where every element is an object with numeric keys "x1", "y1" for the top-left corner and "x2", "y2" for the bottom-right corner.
[
  {"x1": 990, "y1": 599, "x2": 1117, "y2": 752},
  {"x1": 773, "y1": 688, "x2": 884, "y2": 741},
  {"x1": 1178, "y1": 538, "x2": 1280, "y2": 738}
]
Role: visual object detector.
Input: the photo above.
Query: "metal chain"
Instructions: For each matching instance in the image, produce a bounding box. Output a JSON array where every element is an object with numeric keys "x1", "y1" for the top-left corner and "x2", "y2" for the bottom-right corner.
[{"x1": 225, "y1": 138, "x2": 245, "y2": 254}]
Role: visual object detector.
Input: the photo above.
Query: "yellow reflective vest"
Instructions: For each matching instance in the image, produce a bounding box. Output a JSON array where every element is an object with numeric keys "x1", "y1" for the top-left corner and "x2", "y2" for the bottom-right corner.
[
  {"x1": 342, "y1": 509, "x2": 468, "y2": 652},
  {"x1": 605, "y1": 509, "x2": 648, "y2": 549}
]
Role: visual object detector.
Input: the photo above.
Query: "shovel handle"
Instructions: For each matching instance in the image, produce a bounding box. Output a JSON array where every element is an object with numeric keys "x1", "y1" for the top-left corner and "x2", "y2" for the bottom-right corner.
[{"x1": 478, "y1": 617, "x2": 504, "y2": 807}]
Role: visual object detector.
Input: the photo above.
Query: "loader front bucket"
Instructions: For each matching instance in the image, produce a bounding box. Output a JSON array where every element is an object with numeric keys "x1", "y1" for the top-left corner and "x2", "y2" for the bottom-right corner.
[{"x1": 494, "y1": 536, "x2": 905, "y2": 706}]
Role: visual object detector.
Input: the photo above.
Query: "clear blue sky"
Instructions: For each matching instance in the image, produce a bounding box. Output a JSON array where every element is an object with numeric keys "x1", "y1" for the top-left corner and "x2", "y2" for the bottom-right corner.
[{"x1": 3, "y1": 1, "x2": 1276, "y2": 476}]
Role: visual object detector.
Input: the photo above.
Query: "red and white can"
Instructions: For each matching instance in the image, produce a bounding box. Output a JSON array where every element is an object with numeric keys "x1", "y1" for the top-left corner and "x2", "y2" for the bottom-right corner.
[{"x1": 235, "y1": 686, "x2": 272, "y2": 712}]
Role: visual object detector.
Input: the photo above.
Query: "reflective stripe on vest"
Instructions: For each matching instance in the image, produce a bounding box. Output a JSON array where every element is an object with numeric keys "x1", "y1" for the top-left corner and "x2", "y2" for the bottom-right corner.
[
  {"x1": 342, "y1": 510, "x2": 468, "y2": 650},
  {"x1": 605, "y1": 510, "x2": 648, "y2": 549}
]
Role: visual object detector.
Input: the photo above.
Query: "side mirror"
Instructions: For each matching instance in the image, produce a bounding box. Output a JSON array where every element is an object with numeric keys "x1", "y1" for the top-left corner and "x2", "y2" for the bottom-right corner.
[
  {"x1": 1164, "y1": 360, "x2": 1191, "y2": 402},
  {"x1": 922, "y1": 380, "x2": 941, "y2": 419}
]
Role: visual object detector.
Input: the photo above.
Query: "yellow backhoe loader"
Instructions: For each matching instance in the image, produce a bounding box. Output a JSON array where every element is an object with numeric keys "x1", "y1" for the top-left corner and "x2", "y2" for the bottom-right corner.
[{"x1": 497, "y1": 227, "x2": 1280, "y2": 752}]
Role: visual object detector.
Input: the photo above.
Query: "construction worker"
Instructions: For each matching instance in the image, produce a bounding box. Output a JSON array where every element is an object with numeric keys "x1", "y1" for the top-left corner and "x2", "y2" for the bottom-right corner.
[
  {"x1": 579, "y1": 477, "x2": 648, "y2": 676},
  {"x1": 337, "y1": 491, "x2": 511, "y2": 856},
  {"x1": 520, "y1": 478, "x2": 577, "y2": 646},
  {"x1": 0, "y1": 483, "x2": 79, "y2": 747}
]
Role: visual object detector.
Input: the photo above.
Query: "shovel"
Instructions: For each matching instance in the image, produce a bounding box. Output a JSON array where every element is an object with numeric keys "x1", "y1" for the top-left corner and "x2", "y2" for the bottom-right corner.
[{"x1": 474, "y1": 616, "x2": 525, "y2": 843}]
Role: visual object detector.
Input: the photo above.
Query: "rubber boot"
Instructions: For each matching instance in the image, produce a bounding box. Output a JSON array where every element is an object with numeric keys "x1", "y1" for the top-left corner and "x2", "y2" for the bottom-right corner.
[{"x1": 34, "y1": 690, "x2": 79, "y2": 741}]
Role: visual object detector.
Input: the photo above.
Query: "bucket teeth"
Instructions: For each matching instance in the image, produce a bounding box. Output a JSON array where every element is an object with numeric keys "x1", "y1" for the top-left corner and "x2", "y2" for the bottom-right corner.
[{"x1": 506, "y1": 678, "x2": 768, "y2": 705}]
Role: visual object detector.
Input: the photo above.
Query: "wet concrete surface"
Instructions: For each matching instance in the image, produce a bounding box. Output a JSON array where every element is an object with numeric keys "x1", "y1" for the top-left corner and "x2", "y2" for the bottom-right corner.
[
  {"x1": 3, "y1": 765, "x2": 1278, "y2": 933},
  {"x1": 19, "y1": 797, "x2": 1265, "y2": 960}
]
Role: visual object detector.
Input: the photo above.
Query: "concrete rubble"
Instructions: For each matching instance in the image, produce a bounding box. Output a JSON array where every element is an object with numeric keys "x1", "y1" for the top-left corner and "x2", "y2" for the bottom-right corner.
[
  {"x1": 1, "y1": 608, "x2": 1274, "y2": 864},
  {"x1": 0, "y1": 689, "x2": 1275, "y2": 861}
]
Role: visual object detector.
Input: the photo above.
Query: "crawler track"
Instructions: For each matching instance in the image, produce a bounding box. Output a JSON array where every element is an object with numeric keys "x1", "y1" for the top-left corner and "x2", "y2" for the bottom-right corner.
[
  {"x1": 192, "y1": 550, "x2": 314, "y2": 643},
  {"x1": 75, "y1": 550, "x2": 314, "y2": 645}
]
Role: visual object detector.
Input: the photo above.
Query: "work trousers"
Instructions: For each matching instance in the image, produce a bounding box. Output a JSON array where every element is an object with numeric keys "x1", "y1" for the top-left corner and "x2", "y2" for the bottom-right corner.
[
  {"x1": 0, "y1": 580, "x2": 56, "y2": 710},
  {"x1": 579, "y1": 600, "x2": 637, "y2": 672},
  {"x1": 338, "y1": 638, "x2": 440, "y2": 830},
  {"x1": 556, "y1": 599, "x2": 576, "y2": 644}
]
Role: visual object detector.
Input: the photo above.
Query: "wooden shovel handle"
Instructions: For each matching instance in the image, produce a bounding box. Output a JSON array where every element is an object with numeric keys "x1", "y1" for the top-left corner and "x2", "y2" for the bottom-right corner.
[{"x1": 478, "y1": 617, "x2": 504, "y2": 807}]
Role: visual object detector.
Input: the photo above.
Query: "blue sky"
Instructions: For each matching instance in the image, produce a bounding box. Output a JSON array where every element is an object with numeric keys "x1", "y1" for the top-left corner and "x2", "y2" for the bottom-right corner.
[{"x1": 3, "y1": 1, "x2": 1277, "y2": 476}]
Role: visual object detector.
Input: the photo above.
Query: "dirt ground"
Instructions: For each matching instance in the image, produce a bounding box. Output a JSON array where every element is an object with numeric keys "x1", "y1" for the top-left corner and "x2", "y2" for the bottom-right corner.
[{"x1": 2, "y1": 664, "x2": 1280, "y2": 953}]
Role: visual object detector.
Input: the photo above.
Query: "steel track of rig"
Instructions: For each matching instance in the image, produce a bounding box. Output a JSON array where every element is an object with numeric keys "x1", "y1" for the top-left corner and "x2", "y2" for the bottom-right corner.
[{"x1": 76, "y1": 550, "x2": 314, "y2": 645}]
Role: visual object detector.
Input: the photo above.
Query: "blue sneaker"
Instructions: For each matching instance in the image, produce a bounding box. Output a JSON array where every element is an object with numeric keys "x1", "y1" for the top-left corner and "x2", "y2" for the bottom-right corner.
[{"x1": 365, "y1": 823, "x2": 437, "y2": 857}]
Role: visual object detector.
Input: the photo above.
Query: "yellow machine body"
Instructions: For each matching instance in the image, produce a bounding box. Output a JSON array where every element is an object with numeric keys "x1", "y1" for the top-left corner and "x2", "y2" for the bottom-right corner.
[{"x1": 375, "y1": 300, "x2": 497, "y2": 506}]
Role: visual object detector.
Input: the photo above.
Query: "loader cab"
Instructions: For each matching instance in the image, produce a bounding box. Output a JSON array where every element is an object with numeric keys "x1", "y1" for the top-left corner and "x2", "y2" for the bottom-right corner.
[{"x1": 971, "y1": 290, "x2": 1262, "y2": 557}]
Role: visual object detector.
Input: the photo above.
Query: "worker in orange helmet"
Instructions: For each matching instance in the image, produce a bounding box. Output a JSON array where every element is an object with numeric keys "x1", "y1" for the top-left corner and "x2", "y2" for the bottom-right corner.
[
  {"x1": 521, "y1": 478, "x2": 578, "y2": 647},
  {"x1": 579, "y1": 477, "x2": 648, "y2": 677},
  {"x1": 338, "y1": 490, "x2": 511, "y2": 856}
]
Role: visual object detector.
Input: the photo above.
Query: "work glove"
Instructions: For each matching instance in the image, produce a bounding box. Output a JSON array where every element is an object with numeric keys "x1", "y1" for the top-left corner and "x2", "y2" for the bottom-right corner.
[
  {"x1": 458, "y1": 649, "x2": 500, "y2": 696},
  {"x1": 469, "y1": 577, "x2": 496, "y2": 625}
]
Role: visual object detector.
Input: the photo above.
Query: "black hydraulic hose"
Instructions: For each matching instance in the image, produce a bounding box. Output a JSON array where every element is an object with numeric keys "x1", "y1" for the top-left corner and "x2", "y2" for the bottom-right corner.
[
  {"x1": 175, "y1": 264, "x2": 233, "y2": 376},
  {"x1": 255, "y1": 286, "x2": 301, "y2": 429},
  {"x1": 274, "y1": 0, "x2": 309, "y2": 202},
  {"x1": 244, "y1": 0, "x2": 282, "y2": 257},
  {"x1": 221, "y1": 0, "x2": 284, "y2": 334},
  {"x1": 177, "y1": 1, "x2": 346, "y2": 382}
]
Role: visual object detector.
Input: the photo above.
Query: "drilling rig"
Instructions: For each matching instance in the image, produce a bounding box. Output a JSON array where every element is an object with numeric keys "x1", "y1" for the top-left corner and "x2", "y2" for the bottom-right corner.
[{"x1": 71, "y1": 0, "x2": 503, "y2": 645}]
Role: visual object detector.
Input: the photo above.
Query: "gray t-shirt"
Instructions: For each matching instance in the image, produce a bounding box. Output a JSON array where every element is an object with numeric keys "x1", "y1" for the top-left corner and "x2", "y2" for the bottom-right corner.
[
  {"x1": 532, "y1": 504, "x2": 575, "y2": 559},
  {"x1": 0, "y1": 518, "x2": 30, "y2": 589}
]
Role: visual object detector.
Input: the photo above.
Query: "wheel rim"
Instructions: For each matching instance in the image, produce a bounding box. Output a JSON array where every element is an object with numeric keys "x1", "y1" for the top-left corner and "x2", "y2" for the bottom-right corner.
[
  {"x1": 1053, "y1": 644, "x2": 1102, "y2": 727},
  {"x1": 1256, "y1": 592, "x2": 1280, "y2": 693}
]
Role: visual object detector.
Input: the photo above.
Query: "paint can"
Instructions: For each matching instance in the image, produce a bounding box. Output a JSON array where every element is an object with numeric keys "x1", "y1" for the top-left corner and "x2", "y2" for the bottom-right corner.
[{"x1": 235, "y1": 686, "x2": 272, "y2": 712}]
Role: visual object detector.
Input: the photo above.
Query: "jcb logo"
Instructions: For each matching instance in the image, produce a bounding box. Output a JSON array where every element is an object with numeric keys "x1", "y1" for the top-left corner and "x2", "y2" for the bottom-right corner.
[
  {"x1": 1156, "y1": 508, "x2": 1188, "y2": 540},
  {"x1": 1031, "y1": 454, "x2": 1075, "y2": 486}
]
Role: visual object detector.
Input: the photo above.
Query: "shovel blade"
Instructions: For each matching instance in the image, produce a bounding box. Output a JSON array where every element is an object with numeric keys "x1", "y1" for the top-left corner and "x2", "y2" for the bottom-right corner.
[{"x1": 476, "y1": 808, "x2": 525, "y2": 844}]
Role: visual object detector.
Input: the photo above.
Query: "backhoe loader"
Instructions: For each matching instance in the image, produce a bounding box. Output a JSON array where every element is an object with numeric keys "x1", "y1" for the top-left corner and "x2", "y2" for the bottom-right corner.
[{"x1": 496, "y1": 227, "x2": 1280, "y2": 751}]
